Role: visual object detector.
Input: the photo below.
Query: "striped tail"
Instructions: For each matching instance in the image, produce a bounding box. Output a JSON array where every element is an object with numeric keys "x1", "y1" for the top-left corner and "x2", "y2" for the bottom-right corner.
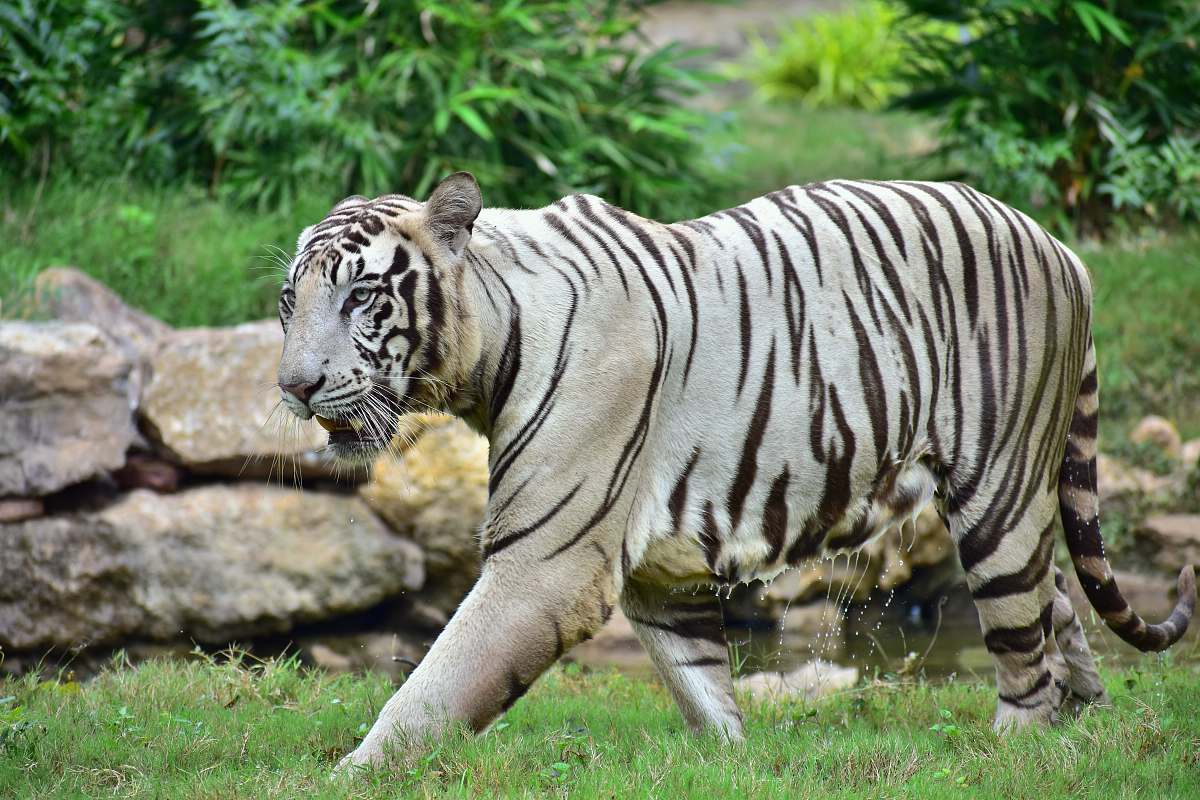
[{"x1": 1058, "y1": 340, "x2": 1196, "y2": 651}]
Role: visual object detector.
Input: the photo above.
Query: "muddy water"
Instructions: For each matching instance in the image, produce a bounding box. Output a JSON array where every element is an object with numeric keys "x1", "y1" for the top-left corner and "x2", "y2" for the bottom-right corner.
[{"x1": 727, "y1": 581, "x2": 1200, "y2": 683}]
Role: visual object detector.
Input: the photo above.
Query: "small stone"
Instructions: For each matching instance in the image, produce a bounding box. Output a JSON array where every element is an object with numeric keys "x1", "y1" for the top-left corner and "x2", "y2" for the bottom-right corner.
[
  {"x1": 1097, "y1": 452, "x2": 1175, "y2": 505},
  {"x1": 0, "y1": 498, "x2": 43, "y2": 523},
  {"x1": 1129, "y1": 415, "x2": 1182, "y2": 460},
  {"x1": 1181, "y1": 439, "x2": 1200, "y2": 472},
  {"x1": 298, "y1": 631, "x2": 427, "y2": 680},
  {"x1": 779, "y1": 599, "x2": 844, "y2": 639},
  {"x1": 736, "y1": 660, "x2": 858, "y2": 702},
  {"x1": 112, "y1": 453, "x2": 182, "y2": 493}
]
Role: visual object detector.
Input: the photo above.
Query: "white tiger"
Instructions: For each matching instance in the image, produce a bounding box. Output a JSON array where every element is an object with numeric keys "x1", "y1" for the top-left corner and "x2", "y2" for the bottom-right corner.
[{"x1": 275, "y1": 172, "x2": 1195, "y2": 770}]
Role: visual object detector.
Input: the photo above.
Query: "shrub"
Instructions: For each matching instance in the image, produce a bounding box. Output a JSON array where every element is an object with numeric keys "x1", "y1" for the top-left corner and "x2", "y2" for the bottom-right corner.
[
  {"x1": 739, "y1": 1, "x2": 929, "y2": 110},
  {"x1": 0, "y1": 1, "x2": 720, "y2": 220},
  {"x1": 896, "y1": 0, "x2": 1200, "y2": 234}
]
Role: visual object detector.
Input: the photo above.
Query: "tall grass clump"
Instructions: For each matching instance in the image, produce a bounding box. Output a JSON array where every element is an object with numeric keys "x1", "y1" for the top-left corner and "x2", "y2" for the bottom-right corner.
[{"x1": 739, "y1": 1, "x2": 944, "y2": 110}]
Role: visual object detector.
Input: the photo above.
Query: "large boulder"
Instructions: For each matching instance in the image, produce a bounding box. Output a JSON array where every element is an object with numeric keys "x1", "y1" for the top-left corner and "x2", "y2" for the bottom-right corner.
[
  {"x1": 0, "y1": 322, "x2": 138, "y2": 496},
  {"x1": 361, "y1": 416, "x2": 487, "y2": 615},
  {"x1": 1134, "y1": 514, "x2": 1200, "y2": 574},
  {"x1": 139, "y1": 320, "x2": 338, "y2": 478},
  {"x1": 0, "y1": 484, "x2": 423, "y2": 651},
  {"x1": 33, "y1": 266, "x2": 171, "y2": 369}
]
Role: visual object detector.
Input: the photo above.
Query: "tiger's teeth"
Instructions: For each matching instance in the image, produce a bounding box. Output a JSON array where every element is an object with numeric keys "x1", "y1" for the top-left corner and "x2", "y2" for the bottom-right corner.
[
  {"x1": 315, "y1": 415, "x2": 338, "y2": 432},
  {"x1": 349, "y1": 419, "x2": 364, "y2": 432}
]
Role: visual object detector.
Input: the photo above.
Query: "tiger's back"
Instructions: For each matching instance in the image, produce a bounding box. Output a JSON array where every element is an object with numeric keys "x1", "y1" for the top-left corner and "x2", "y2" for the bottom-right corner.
[{"x1": 582, "y1": 180, "x2": 1089, "y2": 590}]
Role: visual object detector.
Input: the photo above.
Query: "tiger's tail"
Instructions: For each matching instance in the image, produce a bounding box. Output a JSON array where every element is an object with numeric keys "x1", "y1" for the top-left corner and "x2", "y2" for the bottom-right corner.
[{"x1": 1058, "y1": 338, "x2": 1195, "y2": 651}]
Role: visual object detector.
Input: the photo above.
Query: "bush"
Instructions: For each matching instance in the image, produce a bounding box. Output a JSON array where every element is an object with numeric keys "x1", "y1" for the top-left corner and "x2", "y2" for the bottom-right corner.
[
  {"x1": 897, "y1": 0, "x2": 1200, "y2": 234},
  {"x1": 740, "y1": 1, "x2": 915, "y2": 110},
  {"x1": 0, "y1": 1, "x2": 720, "y2": 219}
]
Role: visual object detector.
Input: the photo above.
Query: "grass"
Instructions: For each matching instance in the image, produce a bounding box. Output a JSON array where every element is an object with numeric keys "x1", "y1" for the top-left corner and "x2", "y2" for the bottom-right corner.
[
  {"x1": 1085, "y1": 232, "x2": 1200, "y2": 444},
  {"x1": 1, "y1": 653, "x2": 1198, "y2": 798},
  {"x1": 0, "y1": 179, "x2": 337, "y2": 328},
  {"x1": 709, "y1": 102, "x2": 946, "y2": 209}
]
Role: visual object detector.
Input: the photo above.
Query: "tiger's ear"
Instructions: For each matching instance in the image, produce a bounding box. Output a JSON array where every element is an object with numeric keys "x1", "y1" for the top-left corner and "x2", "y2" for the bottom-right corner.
[{"x1": 423, "y1": 172, "x2": 482, "y2": 258}]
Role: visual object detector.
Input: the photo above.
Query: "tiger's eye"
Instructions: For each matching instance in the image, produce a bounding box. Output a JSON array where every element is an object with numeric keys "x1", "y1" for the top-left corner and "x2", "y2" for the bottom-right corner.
[{"x1": 351, "y1": 287, "x2": 373, "y2": 303}]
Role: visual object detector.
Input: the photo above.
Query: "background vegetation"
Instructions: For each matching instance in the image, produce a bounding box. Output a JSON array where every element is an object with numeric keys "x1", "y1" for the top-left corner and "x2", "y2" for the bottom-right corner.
[{"x1": 1, "y1": 0, "x2": 717, "y2": 214}]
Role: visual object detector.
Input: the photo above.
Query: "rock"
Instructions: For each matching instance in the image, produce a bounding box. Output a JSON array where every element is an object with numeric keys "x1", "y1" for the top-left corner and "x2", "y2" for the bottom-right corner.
[
  {"x1": 0, "y1": 322, "x2": 138, "y2": 496},
  {"x1": 139, "y1": 320, "x2": 340, "y2": 479},
  {"x1": 112, "y1": 453, "x2": 182, "y2": 493},
  {"x1": 1134, "y1": 514, "x2": 1200, "y2": 574},
  {"x1": 33, "y1": 266, "x2": 170, "y2": 365},
  {"x1": 1182, "y1": 439, "x2": 1200, "y2": 473},
  {"x1": 1129, "y1": 415, "x2": 1182, "y2": 460},
  {"x1": 769, "y1": 598, "x2": 846, "y2": 660},
  {"x1": 761, "y1": 506, "x2": 954, "y2": 605},
  {"x1": 0, "y1": 484, "x2": 424, "y2": 651},
  {"x1": 779, "y1": 599, "x2": 844, "y2": 639},
  {"x1": 736, "y1": 660, "x2": 859, "y2": 702},
  {"x1": 1096, "y1": 452, "x2": 1175, "y2": 505},
  {"x1": 0, "y1": 498, "x2": 43, "y2": 523},
  {"x1": 298, "y1": 631, "x2": 428, "y2": 680},
  {"x1": 361, "y1": 416, "x2": 487, "y2": 615},
  {"x1": 564, "y1": 608, "x2": 650, "y2": 673},
  {"x1": 1062, "y1": 567, "x2": 1179, "y2": 623}
]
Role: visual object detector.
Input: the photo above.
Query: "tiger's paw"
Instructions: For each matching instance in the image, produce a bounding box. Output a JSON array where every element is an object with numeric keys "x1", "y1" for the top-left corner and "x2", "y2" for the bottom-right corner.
[
  {"x1": 992, "y1": 700, "x2": 1059, "y2": 733},
  {"x1": 330, "y1": 745, "x2": 387, "y2": 779}
]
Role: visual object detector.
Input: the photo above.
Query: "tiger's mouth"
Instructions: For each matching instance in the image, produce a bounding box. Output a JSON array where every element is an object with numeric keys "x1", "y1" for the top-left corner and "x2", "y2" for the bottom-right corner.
[{"x1": 315, "y1": 412, "x2": 399, "y2": 461}]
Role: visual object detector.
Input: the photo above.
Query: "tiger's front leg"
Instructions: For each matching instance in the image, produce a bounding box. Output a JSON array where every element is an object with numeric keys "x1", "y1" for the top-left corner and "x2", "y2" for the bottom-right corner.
[{"x1": 336, "y1": 542, "x2": 619, "y2": 772}]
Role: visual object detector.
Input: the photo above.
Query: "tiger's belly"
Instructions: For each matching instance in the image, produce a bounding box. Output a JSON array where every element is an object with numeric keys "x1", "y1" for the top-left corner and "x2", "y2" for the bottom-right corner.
[{"x1": 632, "y1": 452, "x2": 940, "y2": 588}]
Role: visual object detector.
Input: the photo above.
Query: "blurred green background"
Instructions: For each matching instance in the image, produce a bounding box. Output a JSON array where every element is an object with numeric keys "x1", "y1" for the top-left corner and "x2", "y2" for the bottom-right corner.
[{"x1": 2, "y1": 0, "x2": 1198, "y2": 455}]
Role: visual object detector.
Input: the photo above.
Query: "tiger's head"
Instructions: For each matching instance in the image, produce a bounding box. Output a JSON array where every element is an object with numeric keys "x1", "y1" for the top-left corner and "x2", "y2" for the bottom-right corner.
[{"x1": 276, "y1": 172, "x2": 483, "y2": 462}]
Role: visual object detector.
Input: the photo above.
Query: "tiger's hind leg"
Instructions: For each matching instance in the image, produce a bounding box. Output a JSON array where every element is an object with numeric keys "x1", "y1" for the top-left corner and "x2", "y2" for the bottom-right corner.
[
  {"x1": 1051, "y1": 567, "x2": 1110, "y2": 711},
  {"x1": 953, "y1": 494, "x2": 1070, "y2": 730},
  {"x1": 620, "y1": 578, "x2": 745, "y2": 741}
]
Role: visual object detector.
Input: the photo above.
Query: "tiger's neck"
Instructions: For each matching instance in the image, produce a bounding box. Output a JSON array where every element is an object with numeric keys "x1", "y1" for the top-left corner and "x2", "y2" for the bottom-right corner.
[{"x1": 443, "y1": 212, "x2": 569, "y2": 438}]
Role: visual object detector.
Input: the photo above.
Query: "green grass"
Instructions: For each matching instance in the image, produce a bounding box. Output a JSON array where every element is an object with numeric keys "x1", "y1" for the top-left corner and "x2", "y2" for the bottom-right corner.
[
  {"x1": 1085, "y1": 232, "x2": 1200, "y2": 444},
  {"x1": 0, "y1": 180, "x2": 337, "y2": 328},
  {"x1": 709, "y1": 103, "x2": 946, "y2": 209},
  {"x1": 2, "y1": 654, "x2": 1198, "y2": 798}
]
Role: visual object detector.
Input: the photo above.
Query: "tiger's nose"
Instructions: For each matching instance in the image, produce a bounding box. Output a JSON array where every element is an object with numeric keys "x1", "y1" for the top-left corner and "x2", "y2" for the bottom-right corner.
[{"x1": 280, "y1": 377, "x2": 321, "y2": 404}]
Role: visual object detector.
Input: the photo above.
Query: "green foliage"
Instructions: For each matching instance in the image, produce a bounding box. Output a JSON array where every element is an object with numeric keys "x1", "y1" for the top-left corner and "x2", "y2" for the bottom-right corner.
[
  {"x1": 1, "y1": 655, "x2": 1199, "y2": 797},
  {"x1": 1085, "y1": 230, "x2": 1200, "y2": 444},
  {"x1": 740, "y1": 1, "x2": 917, "y2": 110},
  {"x1": 0, "y1": 178, "x2": 333, "y2": 326},
  {"x1": 896, "y1": 0, "x2": 1200, "y2": 234},
  {"x1": 0, "y1": 1, "x2": 719, "y2": 219}
]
